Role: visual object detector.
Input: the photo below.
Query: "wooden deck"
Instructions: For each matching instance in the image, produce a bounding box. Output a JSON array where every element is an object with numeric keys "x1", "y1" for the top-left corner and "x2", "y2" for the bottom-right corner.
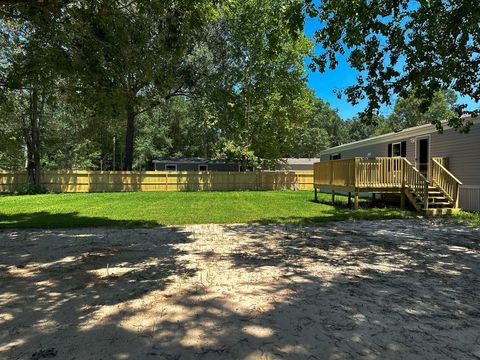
[{"x1": 313, "y1": 157, "x2": 462, "y2": 214}]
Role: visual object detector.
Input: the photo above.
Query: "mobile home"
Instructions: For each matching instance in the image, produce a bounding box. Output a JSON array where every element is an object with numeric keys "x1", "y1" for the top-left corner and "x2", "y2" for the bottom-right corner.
[
  {"x1": 316, "y1": 117, "x2": 480, "y2": 211},
  {"x1": 153, "y1": 158, "x2": 240, "y2": 172}
]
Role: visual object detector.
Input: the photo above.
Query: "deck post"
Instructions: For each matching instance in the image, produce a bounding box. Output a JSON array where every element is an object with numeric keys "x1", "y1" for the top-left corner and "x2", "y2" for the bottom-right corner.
[
  {"x1": 354, "y1": 158, "x2": 359, "y2": 188},
  {"x1": 354, "y1": 191, "x2": 359, "y2": 210},
  {"x1": 424, "y1": 181, "x2": 429, "y2": 210},
  {"x1": 348, "y1": 192, "x2": 352, "y2": 207},
  {"x1": 400, "y1": 189, "x2": 406, "y2": 210},
  {"x1": 314, "y1": 187, "x2": 318, "y2": 202},
  {"x1": 401, "y1": 159, "x2": 406, "y2": 210},
  {"x1": 454, "y1": 187, "x2": 459, "y2": 209},
  {"x1": 331, "y1": 190, "x2": 336, "y2": 204}
]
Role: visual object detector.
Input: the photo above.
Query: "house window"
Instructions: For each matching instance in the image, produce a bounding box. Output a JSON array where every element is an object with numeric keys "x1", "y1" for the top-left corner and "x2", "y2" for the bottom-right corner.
[
  {"x1": 330, "y1": 153, "x2": 341, "y2": 160},
  {"x1": 165, "y1": 164, "x2": 177, "y2": 171},
  {"x1": 198, "y1": 165, "x2": 208, "y2": 171},
  {"x1": 388, "y1": 141, "x2": 407, "y2": 157},
  {"x1": 392, "y1": 142, "x2": 401, "y2": 157}
]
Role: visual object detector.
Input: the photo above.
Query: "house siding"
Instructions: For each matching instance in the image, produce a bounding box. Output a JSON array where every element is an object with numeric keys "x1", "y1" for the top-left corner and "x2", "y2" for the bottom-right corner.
[
  {"x1": 154, "y1": 162, "x2": 239, "y2": 172},
  {"x1": 430, "y1": 124, "x2": 480, "y2": 211},
  {"x1": 429, "y1": 124, "x2": 480, "y2": 186},
  {"x1": 285, "y1": 164, "x2": 314, "y2": 171},
  {"x1": 320, "y1": 140, "x2": 414, "y2": 162}
]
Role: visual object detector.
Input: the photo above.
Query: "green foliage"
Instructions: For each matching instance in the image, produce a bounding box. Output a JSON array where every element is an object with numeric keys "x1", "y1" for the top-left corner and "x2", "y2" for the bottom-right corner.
[
  {"x1": 0, "y1": 91, "x2": 25, "y2": 169},
  {"x1": 201, "y1": 0, "x2": 314, "y2": 165},
  {"x1": 292, "y1": 127, "x2": 330, "y2": 158},
  {"x1": 133, "y1": 97, "x2": 218, "y2": 169},
  {"x1": 216, "y1": 140, "x2": 260, "y2": 169},
  {"x1": 61, "y1": 1, "x2": 218, "y2": 169},
  {"x1": 290, "y1": 98, "x2": 339, "y2": 157},
  {"x1": 3, "y1": 0, "x2": 471, "y2": 172},
  {"x1": 374, "y1": 90, "x2": 459, "y2": 135},
  {"x1": 0, "y1": 0, "x2": 319, "y2": 172},
  {"x1": 344, "y1": 116, "x2": 383, "y2": 142},
  {"x1": 307, "y1": 0, "x2": 480, "y2": 130},
  {"x1": 450, "y1": 211, "x2": 480, "y2": 228}
]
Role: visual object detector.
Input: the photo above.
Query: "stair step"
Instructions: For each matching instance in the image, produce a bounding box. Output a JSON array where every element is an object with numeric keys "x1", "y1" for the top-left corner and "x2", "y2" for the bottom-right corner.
[
  {"x1": 422, "y1": 203, "x2": 453, "y2": 209},
  {"x1": 425, "y1": 208, "x2": 460, "y2": 216}
]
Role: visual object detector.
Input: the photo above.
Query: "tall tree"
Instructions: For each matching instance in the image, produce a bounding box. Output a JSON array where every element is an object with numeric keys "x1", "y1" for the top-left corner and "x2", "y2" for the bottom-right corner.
[
  {"x1": 65, "y1": 1, "x2": 216, "y2": 170},
  {"x1": 202, "y1": 0, "x2": 313, "y2": 169},
  {"x1": 0, "y1": 2, "x2": 65, "y2": 186},
  {"x1": 305, "y1": 0, "x2": 480, "y2": 131}
]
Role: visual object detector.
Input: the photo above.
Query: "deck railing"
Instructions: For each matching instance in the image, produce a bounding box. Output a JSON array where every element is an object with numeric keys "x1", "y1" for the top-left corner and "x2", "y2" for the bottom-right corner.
[
  {"x1": 314, "y1": 156, "x2": 460, "y2": 210},
  {"x1": 315, "y1": 157, "x2": 429, "y2": 202},
  {"x1": 313, "y1": 159, "x2": 356, "y2": 188},
  {"x1": 404, "y1": 159, "x2": 430, "y2": 209},
  {"x1": 314, "y1": 157, "x2": 407, "y2": 189},
  {"x1": 357, "y1": 157, "x2": 404, "y2": 188},
  {"x1": 431, "y1": 158, "x2": 462, "y2": 207}
]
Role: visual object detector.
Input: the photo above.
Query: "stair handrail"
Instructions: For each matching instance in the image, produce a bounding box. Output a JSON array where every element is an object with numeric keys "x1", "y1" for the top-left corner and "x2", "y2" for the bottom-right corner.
[
  {"x1": 431, "y1": 158, "x2": 462, "y2": 208},
  {"x1": 403, "y1": 159, "x2": 430, "y2": 209},
  {"x1": 431, "y1": 158, "x2": 463, "y2": 185}
]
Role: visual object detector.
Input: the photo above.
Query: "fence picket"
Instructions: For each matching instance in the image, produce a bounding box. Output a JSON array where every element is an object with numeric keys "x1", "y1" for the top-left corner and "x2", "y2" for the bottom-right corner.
[{"x1": 0, "y1": 170, "x2": 314, "y2": 193}]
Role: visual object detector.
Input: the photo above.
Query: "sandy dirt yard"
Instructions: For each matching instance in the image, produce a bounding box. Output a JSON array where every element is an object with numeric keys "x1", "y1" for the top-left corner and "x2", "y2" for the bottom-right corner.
[{"x1": 0, "y1": 219, "x2": 479, "y2": 360}]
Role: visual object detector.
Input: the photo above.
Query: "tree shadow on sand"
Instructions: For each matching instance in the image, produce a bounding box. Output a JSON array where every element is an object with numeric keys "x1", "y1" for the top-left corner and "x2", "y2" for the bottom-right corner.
[
  {"x1": 0, "y1": 222, "x2": 195, "y2": 359},
  {"x1": 1, "y1": 219, "x2": 479, "y2": 359}
]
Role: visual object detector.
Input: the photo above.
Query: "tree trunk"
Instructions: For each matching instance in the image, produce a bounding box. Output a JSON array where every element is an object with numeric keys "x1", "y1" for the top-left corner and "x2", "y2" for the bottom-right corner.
[
  {"x1": 241, "y1": 154, "x2": 247, "y2": 172},
  {"x1": 26, "y1": 88, "x2": 42, "y2": 188},
  {"x1": 124, "y1": 106, "x2": 136, "y2": 170}
]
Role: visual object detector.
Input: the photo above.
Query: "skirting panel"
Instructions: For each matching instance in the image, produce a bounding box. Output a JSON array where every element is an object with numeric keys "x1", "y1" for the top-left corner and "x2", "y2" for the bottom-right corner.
[{"x1": 459, "y1": 185, "x2": 480, "y2": 211}]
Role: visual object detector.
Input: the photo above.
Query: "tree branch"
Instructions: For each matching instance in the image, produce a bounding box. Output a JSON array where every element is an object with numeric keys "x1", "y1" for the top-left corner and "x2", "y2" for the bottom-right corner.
[{"x1": 135, "y1": 83, "x2": 185, "y2": 116}]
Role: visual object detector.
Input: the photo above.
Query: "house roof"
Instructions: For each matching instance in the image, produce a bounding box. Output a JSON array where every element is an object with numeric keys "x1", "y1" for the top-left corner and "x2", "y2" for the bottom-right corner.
[
  {"x1": 321, "y1": 116, "x2": 479, "y2": 155},
  {"x1": 153, "y1": 157, "x2": 231, "y2": 164},
  {"x1": 281, "y1": 158, "x2": 319, "y2": 165}
]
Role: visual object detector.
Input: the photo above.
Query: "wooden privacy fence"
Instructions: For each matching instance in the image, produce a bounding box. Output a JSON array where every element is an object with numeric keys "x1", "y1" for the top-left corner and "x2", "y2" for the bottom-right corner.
[{"x1": 0, "y1": 170, "x2": 314, "y2": 193}]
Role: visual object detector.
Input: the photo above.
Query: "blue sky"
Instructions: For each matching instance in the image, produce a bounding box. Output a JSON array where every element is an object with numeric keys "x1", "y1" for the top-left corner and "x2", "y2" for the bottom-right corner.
[{"x1": 303, "y1": 16, "x2": 479, "y2": 120}]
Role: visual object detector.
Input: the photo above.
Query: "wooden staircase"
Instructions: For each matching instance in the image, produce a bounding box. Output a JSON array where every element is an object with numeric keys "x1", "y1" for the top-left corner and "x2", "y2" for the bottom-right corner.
[
  {"x1": 405, "y1": 185, "x2": 458, "y2": 215},
  {"x1": 403, "y1": 158, "x2": 462, "y2": 215}
]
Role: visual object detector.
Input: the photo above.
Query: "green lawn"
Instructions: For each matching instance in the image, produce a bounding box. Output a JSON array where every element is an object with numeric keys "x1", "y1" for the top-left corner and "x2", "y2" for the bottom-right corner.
[
  {"x1": 449, "y1": 210, "x2": 480, "y2": 227},
  {"x1": 0, "y1": 190, "x2": 417, "y2": 228}
]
